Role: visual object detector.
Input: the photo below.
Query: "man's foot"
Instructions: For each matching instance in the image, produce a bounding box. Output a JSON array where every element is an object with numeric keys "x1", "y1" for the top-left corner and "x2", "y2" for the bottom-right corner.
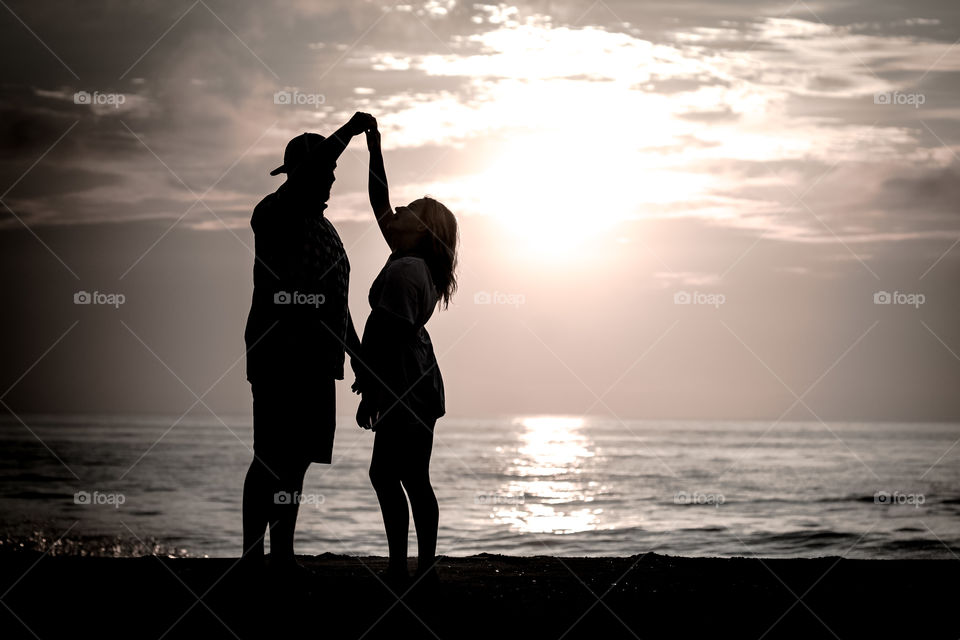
[{"x1": 236, "y1": 554, "x2": 266, "y2": 582}]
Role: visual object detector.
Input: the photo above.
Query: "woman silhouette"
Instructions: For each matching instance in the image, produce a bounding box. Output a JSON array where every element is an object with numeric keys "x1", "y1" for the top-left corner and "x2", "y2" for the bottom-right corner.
[{"x1": 351, "y1": 118, "x2": 458, "y2": 588}]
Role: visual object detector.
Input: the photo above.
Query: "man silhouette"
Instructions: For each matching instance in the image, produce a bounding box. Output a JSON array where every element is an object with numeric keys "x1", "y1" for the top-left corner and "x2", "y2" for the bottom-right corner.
[{"x1": 242, "y1": 112, "x2": 373, "y2": 578}]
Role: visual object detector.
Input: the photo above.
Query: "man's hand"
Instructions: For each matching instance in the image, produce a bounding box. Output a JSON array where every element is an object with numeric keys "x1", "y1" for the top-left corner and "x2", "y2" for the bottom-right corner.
[{"x1": 348, "y1": 112, "x2": 375, "y2": 136}]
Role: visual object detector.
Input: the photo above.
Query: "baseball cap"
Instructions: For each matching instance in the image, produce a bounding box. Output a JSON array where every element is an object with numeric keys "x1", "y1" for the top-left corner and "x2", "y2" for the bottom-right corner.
[{"x1": 269, "y1": 132, "x2": 326, "y2": 176}]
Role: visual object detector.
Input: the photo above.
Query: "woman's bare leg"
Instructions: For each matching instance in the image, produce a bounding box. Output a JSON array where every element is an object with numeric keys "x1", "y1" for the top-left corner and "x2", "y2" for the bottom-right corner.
[
  {"x1": 401, "y1": 421, "x2": 437, "y2": 573},
  {"x1": 403, "y1": 474, "x2": 438, "y2": 570},
  {"x1": 370, "y1": 430, "x2": 409, "y2": 573}
]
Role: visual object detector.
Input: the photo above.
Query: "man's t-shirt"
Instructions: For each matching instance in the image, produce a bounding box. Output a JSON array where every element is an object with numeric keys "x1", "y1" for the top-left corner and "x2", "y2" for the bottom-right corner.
[{"x1": 244, "y1": 158, "x2": 350, "y2": 383}]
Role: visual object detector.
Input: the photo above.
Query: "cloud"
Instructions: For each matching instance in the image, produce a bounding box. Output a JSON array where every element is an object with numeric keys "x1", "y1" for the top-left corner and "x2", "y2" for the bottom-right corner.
[
  {"x1": 0, "y1": 0, "x2": 958, "y2": 255},
  {"x1": 347, "y1": 11, "x2": 960, "y2": 249},
  {"x1": 654, "y1": 270, "x2": 722, "y2": 287}
]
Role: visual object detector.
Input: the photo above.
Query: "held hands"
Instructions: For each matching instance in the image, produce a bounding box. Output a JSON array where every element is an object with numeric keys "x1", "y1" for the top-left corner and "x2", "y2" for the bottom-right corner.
[
  {"x1": 347, "y1": 111, "x2": 376, "y2": 136},
  {"x1": 356, "y1": 395, "x2": 380, "y2": 431},
  {"x1": 351, "y1": 370, "x2": 379, "y2": 430}
]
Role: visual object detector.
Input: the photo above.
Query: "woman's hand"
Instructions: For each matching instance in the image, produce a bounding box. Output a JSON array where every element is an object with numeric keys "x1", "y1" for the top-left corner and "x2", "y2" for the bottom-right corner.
[
  {"x1": 356, "y1": 396, "x2": 379, "y2": 431},
  {"x1": 365, "y1": 118, "x2": 381, "y2": 150}
]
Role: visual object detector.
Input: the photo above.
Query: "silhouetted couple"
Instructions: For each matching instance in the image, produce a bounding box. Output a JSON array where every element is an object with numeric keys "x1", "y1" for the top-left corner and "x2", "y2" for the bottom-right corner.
[{"x1": 242, "y1": 112, "x2": 459, "y2": 591}]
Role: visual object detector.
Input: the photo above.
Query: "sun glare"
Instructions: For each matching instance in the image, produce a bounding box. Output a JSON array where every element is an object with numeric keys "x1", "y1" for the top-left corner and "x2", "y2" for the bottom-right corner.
[
  {"x1": 520, "y1": 416, "x2": 586, "y2": 431},
  {"x1": 468, "y1": 134, "x2": 631, "y2": 256},
  {"x1": 378, "y1": 21, "x2": 745, "y2": 259},
  {"x1": 492, "y1": 416, "x2": 599, "y2": 534}
]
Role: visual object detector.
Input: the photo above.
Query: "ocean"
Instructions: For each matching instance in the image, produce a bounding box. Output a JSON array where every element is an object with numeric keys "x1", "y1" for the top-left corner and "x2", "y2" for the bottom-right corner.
[{"x1": 1, "y1": 415, "x2": 958, "y2": 559}]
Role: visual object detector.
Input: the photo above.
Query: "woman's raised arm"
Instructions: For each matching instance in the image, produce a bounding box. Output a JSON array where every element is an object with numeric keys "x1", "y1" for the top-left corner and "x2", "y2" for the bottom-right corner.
[{"x1": 366, "y1": 121, "x2": 396, "y2": 249}]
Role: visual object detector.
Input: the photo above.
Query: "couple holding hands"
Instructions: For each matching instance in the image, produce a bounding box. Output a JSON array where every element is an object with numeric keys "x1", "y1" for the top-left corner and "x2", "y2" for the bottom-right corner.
[{"x1": 242, "y1": 112, "x2": 458, "y2": 588}]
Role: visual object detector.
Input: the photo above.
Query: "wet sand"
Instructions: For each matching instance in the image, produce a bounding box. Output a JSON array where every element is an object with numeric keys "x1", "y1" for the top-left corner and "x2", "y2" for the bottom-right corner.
[{"x1": 0, "y1": 551, "x2": 957, "y2": 639}]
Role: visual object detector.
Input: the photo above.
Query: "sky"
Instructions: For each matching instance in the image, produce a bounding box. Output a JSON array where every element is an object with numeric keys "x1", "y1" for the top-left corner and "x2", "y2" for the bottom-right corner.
[{"x1": 1, "y1": 0, "x2": 959, "y2": 421}]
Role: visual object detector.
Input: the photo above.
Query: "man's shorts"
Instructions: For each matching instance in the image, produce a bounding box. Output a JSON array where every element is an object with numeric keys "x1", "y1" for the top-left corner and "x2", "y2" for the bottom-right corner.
[{"x1": 251, "y1": 377, "x2": 336, "y2": 464}]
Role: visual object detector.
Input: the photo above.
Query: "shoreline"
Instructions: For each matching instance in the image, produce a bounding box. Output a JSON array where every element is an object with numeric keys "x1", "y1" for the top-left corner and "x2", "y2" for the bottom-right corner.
[{"x1": 1, "y1": 551, "x2": 957, "y2": 638}]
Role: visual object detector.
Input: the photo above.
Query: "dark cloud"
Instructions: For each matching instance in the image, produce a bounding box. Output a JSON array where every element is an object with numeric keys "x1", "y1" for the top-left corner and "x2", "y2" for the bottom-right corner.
[{"x1": 880, "y1": 166, "x2": 960, "y2": 216}]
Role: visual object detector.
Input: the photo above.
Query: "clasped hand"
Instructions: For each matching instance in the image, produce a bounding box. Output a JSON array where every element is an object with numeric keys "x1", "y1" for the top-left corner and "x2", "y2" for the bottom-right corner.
[{"x1": 350, "y1": 374, "x2": 380, "y2": 431}]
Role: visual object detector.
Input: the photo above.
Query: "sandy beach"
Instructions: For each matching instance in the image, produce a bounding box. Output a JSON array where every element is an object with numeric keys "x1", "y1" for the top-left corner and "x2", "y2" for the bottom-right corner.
[{"x1": 1, "y1": 551, "x2": 957, "y2": 639}]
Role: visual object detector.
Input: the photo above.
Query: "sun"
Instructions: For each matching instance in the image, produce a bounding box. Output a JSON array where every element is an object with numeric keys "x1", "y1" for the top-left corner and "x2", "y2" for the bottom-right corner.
[{"x1": 468, "y1": 133, "x2": 624, "y2": 256}]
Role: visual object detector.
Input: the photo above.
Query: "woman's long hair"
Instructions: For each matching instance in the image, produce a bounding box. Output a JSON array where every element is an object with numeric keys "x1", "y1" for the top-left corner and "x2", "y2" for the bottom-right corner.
[{"x1": 412, "y1": 196, "x2": 458, "y2": 309}]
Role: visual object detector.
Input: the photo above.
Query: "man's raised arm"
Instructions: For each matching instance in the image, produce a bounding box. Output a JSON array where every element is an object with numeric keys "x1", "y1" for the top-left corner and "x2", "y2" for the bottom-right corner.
[
  {"x1": 318, "y1": 111, "x2": 375, "y2": 163},
  {"x1": 286, "y1": 112, "x2": 374, "y2": 182}
]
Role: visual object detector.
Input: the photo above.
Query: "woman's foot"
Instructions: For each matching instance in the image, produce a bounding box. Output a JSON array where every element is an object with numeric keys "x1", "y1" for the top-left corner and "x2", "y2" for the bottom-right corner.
[
  {"x1": 406, "y1": 564, "x2": 440, "y2": 606},
  {"x1": 379, "y1": 563, "x2": 410, "y2": 595},
  {"x1": 412, "y1": 564, "x2": 439, "y2": 589}
]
